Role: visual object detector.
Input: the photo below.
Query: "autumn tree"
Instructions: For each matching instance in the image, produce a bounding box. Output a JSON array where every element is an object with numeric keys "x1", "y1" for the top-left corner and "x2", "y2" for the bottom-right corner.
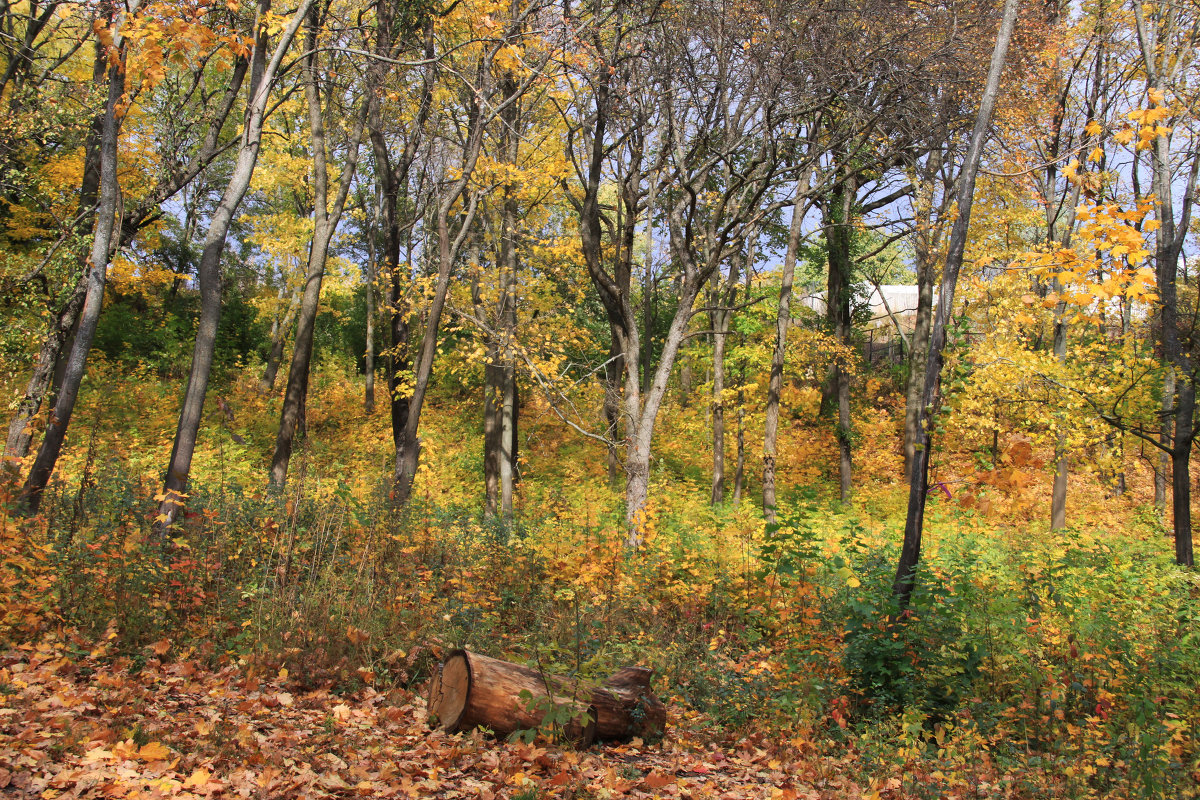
[
  {"x1": 153, "y1": 0, "x2": 316, "y2": 531},
  {"x1": 894, "y1": 0, "x2": 1020, "y2": 609},
  {"x1": 268, "y1": 0, "x2": 371, "y2": 488}
]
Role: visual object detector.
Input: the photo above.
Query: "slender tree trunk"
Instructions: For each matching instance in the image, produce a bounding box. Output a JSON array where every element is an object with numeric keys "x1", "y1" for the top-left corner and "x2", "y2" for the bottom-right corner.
[
  {"x1": 499, "y1": 362, "x2": 516, "y2": 517},
  {"x1": 483, "y1": 358, "x2": 502, "y2": 516},
  {"x1": 763, "y1": 185, "x2": 806, "y2": 522},
  {"x1": 269, "y1": 20, "x2": 366, "y2": 489},
  {"x1": 893, "y1": 0, "x2": 1019, "y2": 609},
  {"x1": 1156, "y1": 369, "x2": 1173, "y2": 515},
  {"x1": 5, "y1": 279, "x2": 87, "y2": 464},
  {"x1": 153, "y1": 0, "x2": 315, "y2": 531},
  {"x1": 623, "y1": 278, "x2": 702, "y2": 546},
  {"x1": 733, "y1": 361, "x2": 745, "y2": 505},
  {"x1": 1172, "y1": 376, "x2": 1195, "y2": 566},
  {"x1": 904, "y1": 271, "x2": 934, "y2": 480},
  {"x1": 1051, "y1": 291, "x2": 1068, "y2": 530},
  {"x1": 493, "y1": 74, "x2": 520, "y2": 521},
  {"x1": 18, "y1": 21, "x2": 131, "y2": 511},
  {"x1": 641, "y1": 181, "x2": 657, "y2": 397},
  {"x1": 393, "y1": 188, "x2": 482, "y2": 503},
  {"x1": 903, "y1": 148, "x2": 945, "y2": 482},
  {"x1": 4, "y1": 40, "x2": 107, "y2": 469},
  {"x1": 365, "y1": 183, "x2": 381, "y2": 414},
  {"x1": 259, "y1": 283, "x2": 301, "y2": 393},
  {"x1": 711, "y1": 307, "x2": 728, "y2": 505},
  {"x1": 825, "y1": 179, "x2": 855, "y2": 502},
  {"x1": 603, "y1": 336, "x2": 622, "y2": 484}
]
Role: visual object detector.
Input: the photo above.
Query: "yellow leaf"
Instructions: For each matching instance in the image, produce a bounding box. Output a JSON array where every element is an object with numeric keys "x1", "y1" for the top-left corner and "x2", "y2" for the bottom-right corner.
[
  {"x1": 183, "y1": 767, "x2": 212, "y2": 789},
  {"x1": 137, "y1": 741, "x2": 172, "y2": 761}
]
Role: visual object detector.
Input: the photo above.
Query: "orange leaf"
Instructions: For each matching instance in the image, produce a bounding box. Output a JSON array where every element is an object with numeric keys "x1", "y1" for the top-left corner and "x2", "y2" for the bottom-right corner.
[{"x1": 642, "y1": 771, "x2": 674, "y2": 789}]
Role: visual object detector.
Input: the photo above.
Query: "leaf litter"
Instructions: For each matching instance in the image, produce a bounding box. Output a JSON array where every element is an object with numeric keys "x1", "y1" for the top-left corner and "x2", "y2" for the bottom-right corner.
[{"x1": 0, "y1": 635, "x2": 865, "y2": 799}]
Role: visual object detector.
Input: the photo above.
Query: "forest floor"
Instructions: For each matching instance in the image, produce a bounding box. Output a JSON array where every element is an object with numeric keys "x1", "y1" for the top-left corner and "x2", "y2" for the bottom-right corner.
[{"x1": 0, "y1": 634, "x2": 868, "y2": 800}]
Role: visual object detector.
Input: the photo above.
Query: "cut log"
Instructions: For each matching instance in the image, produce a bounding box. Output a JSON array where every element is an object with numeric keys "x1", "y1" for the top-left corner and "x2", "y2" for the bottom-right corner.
[
  {"x1": 592, "y1": 666, "x2": 667, "y2": 742},
  {"x1": 427, "y1": 649, "x2": 597, "y2": 747},
  {"x1": 427, "y1": 650, "x2": 666, "y2": 746}
]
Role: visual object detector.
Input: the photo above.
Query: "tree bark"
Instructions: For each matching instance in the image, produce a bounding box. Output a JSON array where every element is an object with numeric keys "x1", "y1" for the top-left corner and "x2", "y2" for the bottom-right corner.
[
  {"x1": 893, "y1": 0, "x2": 1019, "y2": 609},
  {"x1": 1156, "y1": 369, "x2": 1173, "y2": 516},
  {"x1": 5, "y1": 276, "x2": 87, "y2": 465},
  {"x1": 428, "y1": 650, "x2": 597, "y2": 747},
  {"x1": 427, "y1": 651, "x2": 665, "y2": 746},
  {"x1": 603, "y1": 335, "x2": 622, "y2": 484},
  {"x1": 1131, "y1": 0, "x2": 1199, "y2": 565}
]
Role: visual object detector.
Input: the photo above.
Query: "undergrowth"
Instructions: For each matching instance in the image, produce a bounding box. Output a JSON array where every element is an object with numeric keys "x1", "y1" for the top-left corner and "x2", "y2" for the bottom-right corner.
[{"x1": 0, "y1": 369, "x2": 1197, "y2": 798}]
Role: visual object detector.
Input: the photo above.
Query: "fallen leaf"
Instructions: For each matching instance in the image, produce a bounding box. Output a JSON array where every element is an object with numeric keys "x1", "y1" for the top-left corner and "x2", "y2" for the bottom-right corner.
[
  {"x1": 183, "y1": 767, "x2": 211, "y2": 789},
  {"x1": 137, "y1": 742, "x2": 172, "y2": 761},
  {"x1": 643, "y1": 771, "x2": 674, "y2": 789}
]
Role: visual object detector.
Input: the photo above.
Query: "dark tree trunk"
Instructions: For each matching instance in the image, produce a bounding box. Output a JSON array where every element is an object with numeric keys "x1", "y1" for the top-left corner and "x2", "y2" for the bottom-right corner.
[
  {"x1": 18, "y1": 33, "x2": 127, "y2": 512},
  {"x1": 893, "y1": 0, "x2": 1019, "y2": 609},
  {"x1": 824, "y1": 179, "x2": 855, "y2": 503},
  {"x1": 4, "y1": 39, "x2": 106, "y2": 469}
]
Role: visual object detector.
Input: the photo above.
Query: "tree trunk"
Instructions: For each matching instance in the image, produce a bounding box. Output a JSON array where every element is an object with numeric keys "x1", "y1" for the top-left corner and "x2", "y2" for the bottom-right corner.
[
  {"x1": 259, "y1": 283, "x2": 301, "y2": 393},
  {"x1": 364, "y1": 183, "x2": 381, "y2": 415},
  {"x1": 1050, "y1": 299, "x2": 1068, "y2": 530},
  {"x1": 427, "y1": 650, "x2": 598, "y2": 747},
  {"x1": 893, "y1": 0, "x2": 1019, "y2": 610},
  {"x1": 763, "y1": 184, "x2": 807, "y2": 522},
  {"x1": 603, "y1": 335, "x2": 622, "y2": 484},
  {"x1": 4, "y1": 40, "x2": 106, "y2": 467},
  {"x1": 269, "y1": 20, "x2": 366, "y2": 489},
  {"x1": 825, "y1": 179, "x2": 855, "y2": 503},
  {"x1": 710, "y1": 307, "x2": 728, "y2": 505},
  {"x1": 18, "y1": 23, "x2": 130, "y2": 511},
  {"x1": 427, "y1": 651, "x2": 665, "y2": 746},
  {"x1": 153, "y1": 0, "x2": 315, "y2": 531},
  {"x1": 1156, "y1": 369, "x2": 1173, "y2": 516},
  {"x1": 392, "y1": 189, "x2": 482, "y2": 503},
  {"x1": 1172, "y1": 378, "x2": 1195, "y2": 566},
  {"x1": 4, "y1": 277, "x2": 87, "y2": 464},
  {"x1": 733, "y1": 363, "x2": 745, "y2": 505},
  {"x1": 483, "y1": 358, "x2": 502, "y2": 517}
]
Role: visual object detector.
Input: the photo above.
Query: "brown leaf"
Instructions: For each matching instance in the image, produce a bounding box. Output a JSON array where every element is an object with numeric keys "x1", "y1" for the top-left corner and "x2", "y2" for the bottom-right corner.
[
  {"x1": 642, "y1": 771, "x2": 674, "y2": 789},
  {"x1": 318, "y1": 772, "x2": 350, "y2": 790}
]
